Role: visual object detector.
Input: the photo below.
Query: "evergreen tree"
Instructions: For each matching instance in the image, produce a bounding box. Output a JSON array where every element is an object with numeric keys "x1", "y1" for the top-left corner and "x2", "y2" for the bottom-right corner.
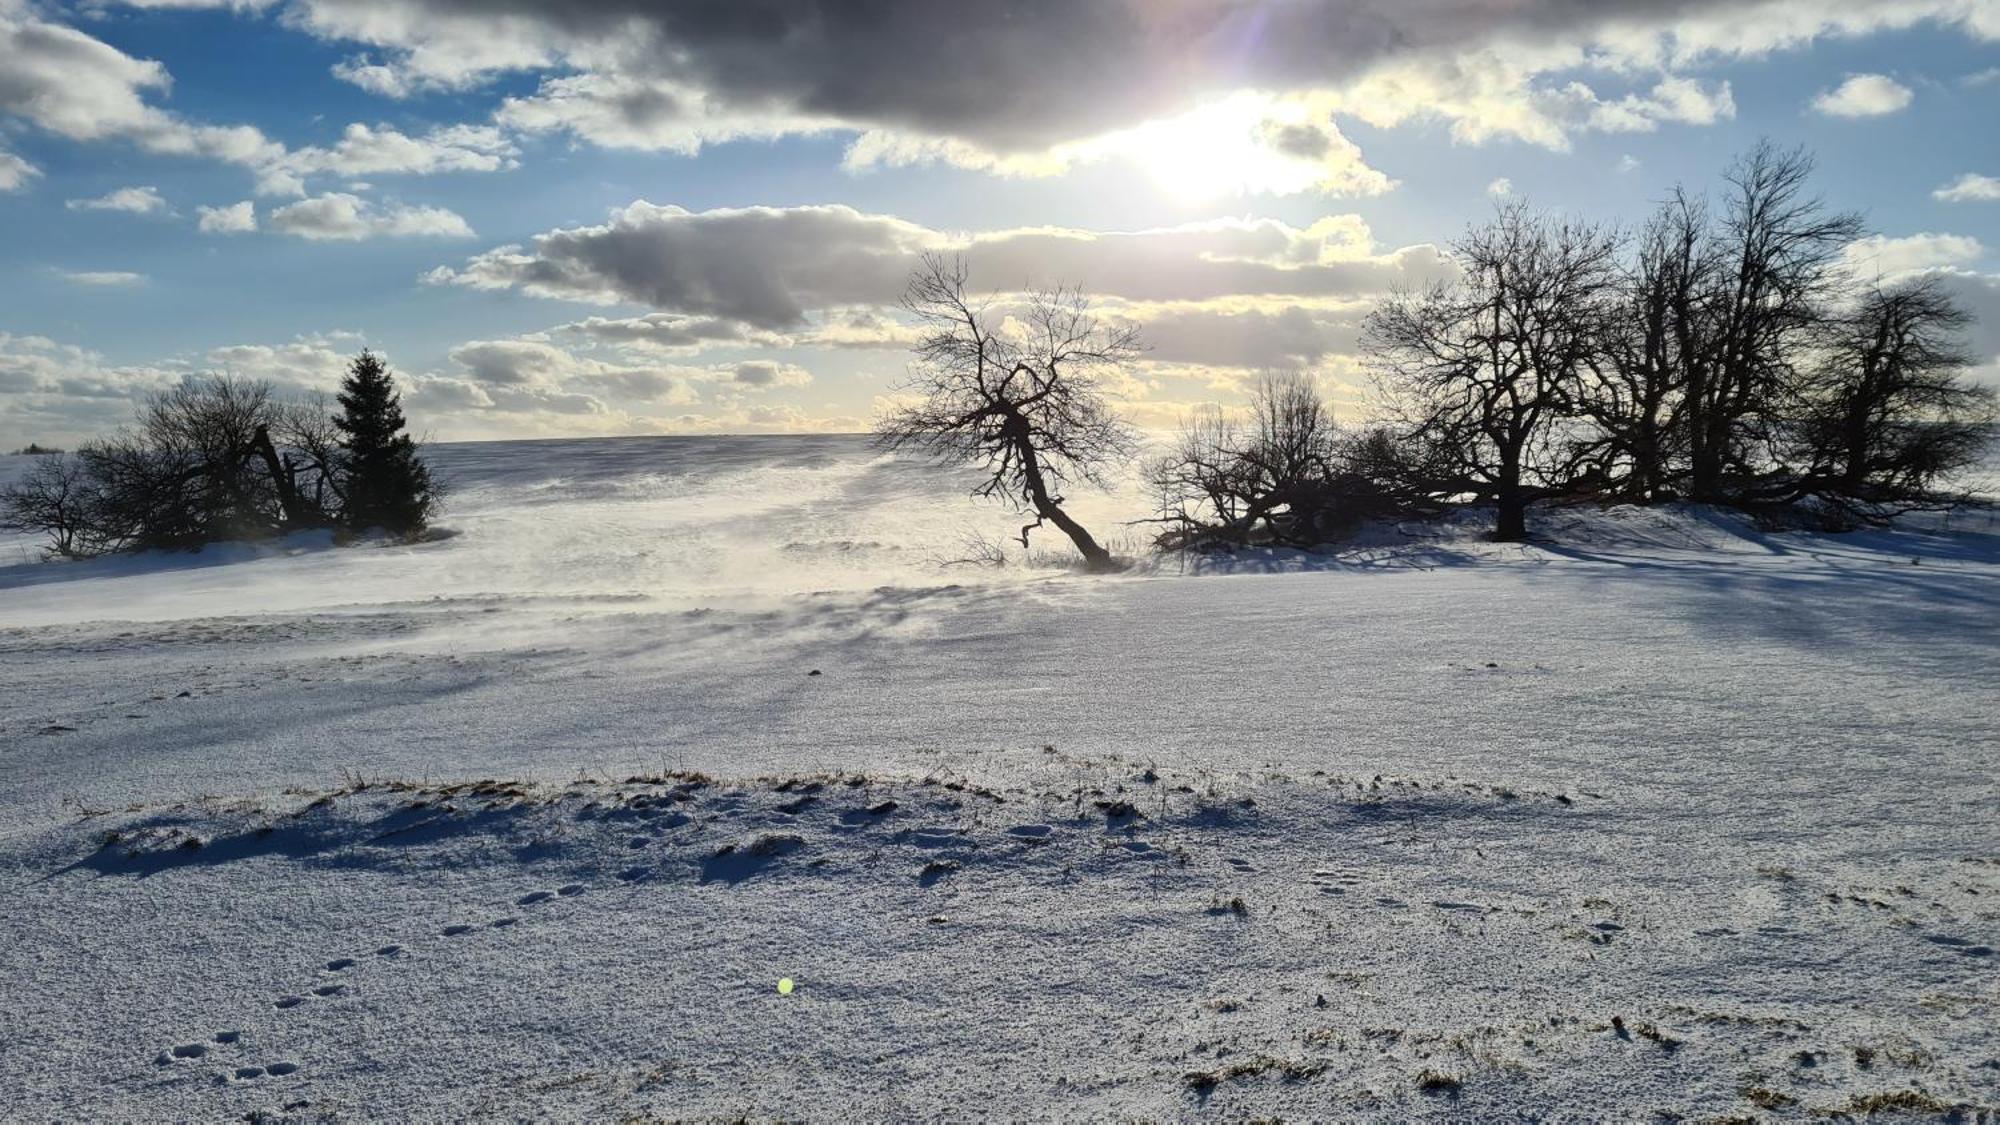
[{"x1": 333, "y1": 350, "x2": 435, "y2": 534}]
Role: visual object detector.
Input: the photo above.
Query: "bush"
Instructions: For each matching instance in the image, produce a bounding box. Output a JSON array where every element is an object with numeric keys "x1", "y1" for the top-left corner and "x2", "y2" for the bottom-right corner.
[{"x1": 1147, "y1": 372, "x2": 1448, "y2": 551}]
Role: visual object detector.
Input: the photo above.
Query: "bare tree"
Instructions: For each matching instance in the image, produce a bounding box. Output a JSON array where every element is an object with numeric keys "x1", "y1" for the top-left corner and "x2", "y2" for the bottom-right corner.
[
  {"x1": 1580, "y1": 190, "x2": 1715, "y2": 500},
  {"x1": 1148, "y1": 371, "x2": 1349, "y2": 548},
  {"x1": 875, "y1": 254, "x2": 1139, "y2": 571},
  {"x1": 1364, "y1": 203, "x2": 1622, "y2": 540},
  {"x1": 1793, "y1": 276, "x2": 1996, "y2": 505},
  {"x1": 0, "y1": 454, "x2": 105, "y2": 558},
  {"x1": 1685, "y1": 142, "x2": 1864, "y2": 500}
]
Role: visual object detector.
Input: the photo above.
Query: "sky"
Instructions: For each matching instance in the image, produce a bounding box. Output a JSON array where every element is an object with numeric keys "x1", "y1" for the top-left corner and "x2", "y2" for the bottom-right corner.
[{"x1": 2, "y1": 0, "x2": 1998, "y2": 447}]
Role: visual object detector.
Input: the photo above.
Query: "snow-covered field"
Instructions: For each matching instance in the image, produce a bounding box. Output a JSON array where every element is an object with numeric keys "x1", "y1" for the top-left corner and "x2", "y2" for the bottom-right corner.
[{"x1": 2, "y1": 435, "x2": 1996, "y2": 1121}]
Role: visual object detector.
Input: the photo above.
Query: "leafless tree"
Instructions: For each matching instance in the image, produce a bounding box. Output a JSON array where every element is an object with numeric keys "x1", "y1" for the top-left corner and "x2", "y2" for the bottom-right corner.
[
  {"x1": 1791, "y1": 276, "x2": 1996, "y2": 506},
  {"x1": 1148, "y1": 371, "x2": 1355, "y2": 548},
  {"x1": 1579, "y1": 190, "x2": 1716, "y2": 500},
  {"x1": 1684, "y1": 142, "x2": 1865, "y2": 500},
  {"x1": 875, "y1": 254, "x2": 1139, "y2": 571},
  {"x1": 1364, "y1": 203, "x2": 1623, "y2": 540},
  {"x1": 0, "y1": 454, "x2": 105, "y2": 558}
]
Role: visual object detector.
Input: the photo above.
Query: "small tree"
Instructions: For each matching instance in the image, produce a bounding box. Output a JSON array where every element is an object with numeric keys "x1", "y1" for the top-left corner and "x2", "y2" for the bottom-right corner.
[
  {"x1": 875, "y1": 255, "x2": 1138, "y2": 571},
  {"x1": 0, "y1": 453, "x2": 104, "y2": 557},
  {"x1": 333, "y1": 350, "x2": 435, "y2": 535}
]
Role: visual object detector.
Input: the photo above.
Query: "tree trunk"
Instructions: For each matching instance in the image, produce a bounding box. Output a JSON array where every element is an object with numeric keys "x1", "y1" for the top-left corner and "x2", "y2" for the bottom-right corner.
[
  {"x1": 1492, "y1": 443, "x2": 1530, "y2": 541},
  {"x1": 1013, "y1": 429, "x2": 1117, "y2": 570},
  {"x1": 251, "y1": 425, "x2": 313, "y2": 529},
  {"x1": 1034, "y1": 493, "x2": 1115, "y2": 570}
]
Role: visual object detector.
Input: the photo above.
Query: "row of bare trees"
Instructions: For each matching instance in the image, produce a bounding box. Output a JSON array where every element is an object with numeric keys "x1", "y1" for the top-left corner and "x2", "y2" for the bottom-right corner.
[
  {"x1": 1157, "y1": 143, "x2": 1994, "y2": 547},
  {"x1": 4, "y1": 351, "x2": 436, "y2": 558}
]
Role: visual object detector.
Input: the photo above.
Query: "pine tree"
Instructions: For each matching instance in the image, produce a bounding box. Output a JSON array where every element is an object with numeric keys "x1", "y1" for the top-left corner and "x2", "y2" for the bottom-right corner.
[{"x1": 333, "y1": 349, "x2": 435, "y2": 534}]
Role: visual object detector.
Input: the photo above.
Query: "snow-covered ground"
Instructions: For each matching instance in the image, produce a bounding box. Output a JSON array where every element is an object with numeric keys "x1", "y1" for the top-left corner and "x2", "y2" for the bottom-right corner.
[{"x1": 2, "y1": 436, "x2": 1996, "y2": 1120}]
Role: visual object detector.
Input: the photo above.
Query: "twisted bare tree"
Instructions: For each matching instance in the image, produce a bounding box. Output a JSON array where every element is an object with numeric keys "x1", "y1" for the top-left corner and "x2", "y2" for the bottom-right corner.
[{"x1": 875, "y1": 254, "x2": 1139, "y2": 571}]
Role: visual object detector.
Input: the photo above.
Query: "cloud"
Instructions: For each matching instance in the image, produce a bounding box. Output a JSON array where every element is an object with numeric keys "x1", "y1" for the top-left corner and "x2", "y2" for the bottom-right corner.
[
  {"x1": 1486, "y1": 177, "x2": 1513, "y2": 197},
  {"x1": 0, "y1": 7, "x2": 285, "y2": 171},
  {"x1": 0, "y1": 148, "x2": 39, "y2": 191},
  {"x1": 65, "y1": 185, "x2": 169, "y2": 214},
  {"x1": 446, "y1": 338, "x2": 697, "y2": 406},
  {"x1": 1934, "y1": 173, "x2": 2000, "y2": 203},
  {"x1": 426, "y1": 202, "x2": 1448, "y2": 329},
  {"x1": 60, "y1": 270, "x2": 148, "y2": 286},
  {"x1": 270, "y1": 122, "x2": 518, "y2": 183},
  {"x1": 0, "y1": 7, "x2": 527, "y2": 196},
  {"x1": 268, "y1": 192, "x2": 474, "y2": 240},
  {"x1": 1842, "y1": 232, "x2": 1985, "y2": 277},
  {"x1": 1811, "y1": 73, "x2": 1914, "y2": 117},
  {"x1": 728, "y1": 360, "x2": 811, "y2": 388},
  {"x1": 197, "y1": 200, "x2": 259, "y2": 233},
  {"x1": 552, "y1": 313, "x2": 787, "y2": 352},
  {"x1": 0, "y1": 331, "x2": 183, "y2": 444},
  {"x1": 100, "y1": 0, "x2": 1996, "y2": 191}
]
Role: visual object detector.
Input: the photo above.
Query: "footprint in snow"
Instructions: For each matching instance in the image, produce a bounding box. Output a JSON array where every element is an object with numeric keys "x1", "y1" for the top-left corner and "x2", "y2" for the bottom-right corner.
[
  {"x1": 518, "y1": 891, "x2": 554, "y2": 905},
  {"x1": 1226, "y1": 857, "x2": 1253, "y2": 870},
  {"x1": 274, "y1": 996, "x2": 306, "y2": 1010},
  {"x1": 442, "y1": 924, "x2": 475, "y2": 937},
  {"x1": 375, "y1": 944, "x2": 402, "y2": 957},
  {"x1": 1925, "y1": 934, "x2": 1994, "y2": 956},
  {"x1": 228, "y1": 1061, "x2": 299, "y2": 1082},
  {"x1": 311, "y1": 984, "x2": 346, "y2": 998},
  {"x1": 1006, "y1": 824, "x2": 1052, "y2": 840},
  {"x1": 559, "y1": 883, "x2": 586, "y2": 896},
  {"x1": 324, "y1": 957, "x2": 355, "y2": 971},
  {"x1": 213, "y1": 1031, "x2": 241, "y2": 1045},
  {"x1": 491, "y1": 917, "x2": 518, "y2": 928}
]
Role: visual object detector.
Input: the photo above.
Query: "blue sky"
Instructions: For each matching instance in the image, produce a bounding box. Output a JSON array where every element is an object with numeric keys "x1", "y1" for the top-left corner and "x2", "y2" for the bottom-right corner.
[{"x1": 2, "y1": 0, "x2": 1997, "y2": 446}]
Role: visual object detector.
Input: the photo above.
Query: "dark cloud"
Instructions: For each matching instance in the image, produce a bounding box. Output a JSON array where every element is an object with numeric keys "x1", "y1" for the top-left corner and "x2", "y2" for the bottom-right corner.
[
  {"x1": 430, "y1": 202, "x2": 1449, "y2": 327},
  {"x1": 256, "y1": 0, "x2": 1783, "y2": 150}
]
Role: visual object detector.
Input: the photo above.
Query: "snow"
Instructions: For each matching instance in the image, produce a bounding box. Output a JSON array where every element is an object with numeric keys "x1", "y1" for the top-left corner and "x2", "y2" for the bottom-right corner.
[{"x1": 1, "y1": 435, "x2": 1996, "y2": 1119}]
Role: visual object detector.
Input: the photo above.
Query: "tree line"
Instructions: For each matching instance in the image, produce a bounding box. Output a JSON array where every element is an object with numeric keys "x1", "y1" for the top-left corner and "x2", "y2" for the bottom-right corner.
[
  {"x1": 3, "y1": 350, "x2": 436, "y2": 558},
  {"x1": 882, "y1": 143, "x2": 1995, "y2": 560}
]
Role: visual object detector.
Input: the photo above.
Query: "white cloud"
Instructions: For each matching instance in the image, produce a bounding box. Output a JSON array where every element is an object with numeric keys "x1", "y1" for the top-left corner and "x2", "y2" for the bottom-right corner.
[
  {"x1": 553, "y1": 313, "x2": 788, "y2": 352},
  {"x1": 272, "y1": 122, "x2": 518, "y2": 181},
  {"x1": 65, "y1": 185, "x2": 168, "y2": 214},
  {"x1": 1810, "y1": 73, "x2": 1914, "y2": 117},
  {"x1": 197, "y1": 200, "x2": 258, "y2": 233},
  {"x1": 1842, "y1": 232, "x2": 1985, "y2": 277},
  {"x1": 268, "y1": 193, "x2": 474, "y2": 240},
  {"x1": 0, "y1": 8, "x2": 285, "y2": 174},
  {"x1": 1486, "y1": 177, "x2": 1513, "y2": 197},
  {"x1": 60, "y1": 270, "x2": 147, "y2": 286},
  {"x1": 0, "y1": 149, "x2": 38, "y2": 191},
  {"x1": 1934, "y1": 173, "x2": 2000, "y2": 203}
]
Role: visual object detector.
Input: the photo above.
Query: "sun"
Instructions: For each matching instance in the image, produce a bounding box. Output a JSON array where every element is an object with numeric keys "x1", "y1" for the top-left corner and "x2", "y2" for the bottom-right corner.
[{"x1": 1111, "y1": 94, "x2": 1333, "y2": 203}]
